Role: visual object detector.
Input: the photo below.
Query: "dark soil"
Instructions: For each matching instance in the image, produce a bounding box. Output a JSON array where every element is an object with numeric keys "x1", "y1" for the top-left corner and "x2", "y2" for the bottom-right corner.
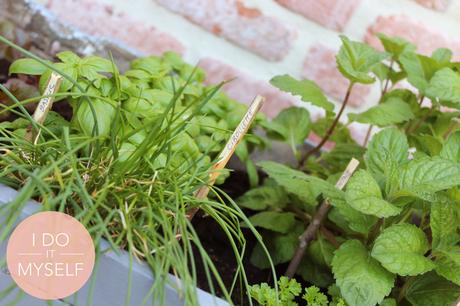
[{"x1": 191, "y1": 170, "x2": 272, "y2": 305}]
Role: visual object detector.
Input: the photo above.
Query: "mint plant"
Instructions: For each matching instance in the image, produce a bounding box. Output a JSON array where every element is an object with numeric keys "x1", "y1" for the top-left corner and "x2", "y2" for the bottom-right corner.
[{"x1": 243, "y1": 34, "x2": 460, "y2": 306}]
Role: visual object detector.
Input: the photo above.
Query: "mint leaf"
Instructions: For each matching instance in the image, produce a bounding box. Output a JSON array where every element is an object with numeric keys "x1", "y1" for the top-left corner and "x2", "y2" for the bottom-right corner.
[
  {"x1": 9, "y1": 58, "x2": 48, "y2": 75},
  {"x1": 258, "y1": 161, "x2": 320, "y2": 204},
  {"x1": 308, "y1": 235, "x2": 335, "y2": 267},
  {"x1": 345, "y1": 170, "x2": 401, "y2": 217},
  {"x1": 328, "y1": 205, "x2": 378, "y2": 235},
  {"x1": 426, "y1": 68, "x2": 460, "y2": 108},
  {"x1": 380, "y1": 298, "x2": 397, "y2": 306},
  {"x1": 371, "y1": 224, "x2": 434, "y2": 276},
  {"x1": 406, "y1": 272, "x2": 460, "y2": 306},
  {"x1": 432, "y1": 48, "x2": 452, "y2": 63},
  {"x1": 237, "y1": 180, "x2": 287, "y2": 211},
  {"x1": 348, "y1": 97, "x2": 414, "y2": 127},
  {"x1": 263, "y1": 106, "x2": 311, "y2": 154},
  {"x1": 397, "y1": 157, "x2": 460, "y2": 198},
  {"x1": 365, "y1": 127, "x2": 409, "y2": 181},
  {"x1": 434, "y1": 246, "x2": 460, "y2": 286},
  {"x1": 246, "y1": 211, "x2": 297, "y2": 234},
  {"x1": 376, "y1": 33, "x2": 415, "y2": 59},
  {"x1": 336, "y1": 35, "x2": 389, "y2": 84},
  {"x1": 440, "y1": 130, "x2": 460, "y2": 162},
  {"x1": 250, "y1": 225, "x2": 303, "y2": 268},
  {"x1": 332, "y1": 240, "x2": 394, "y2": 306},
  {"x1": 399, "y1": 52, "x2": 441, "y2": 94},
  {"x1": 270, "y1": 75, "x2": 334, "y2": 112},
  {"x1": 431, "y1": 201, "x2": 460, "y2": 250},
  {"x1": 412, "y1": 134, "x2": 443, "y2": 157},
  {"x1": 322, "y1": 143, "x2": 366, "y2": 173},
  {"x1": 298, "y1": 256, "x2": 334, "y2": 288}
]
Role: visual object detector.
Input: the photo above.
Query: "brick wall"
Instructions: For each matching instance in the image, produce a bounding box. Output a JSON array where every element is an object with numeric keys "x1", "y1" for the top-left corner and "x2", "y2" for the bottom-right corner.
[{"x1": 36, "y1": 0, "x2": 460, "y2": 143}]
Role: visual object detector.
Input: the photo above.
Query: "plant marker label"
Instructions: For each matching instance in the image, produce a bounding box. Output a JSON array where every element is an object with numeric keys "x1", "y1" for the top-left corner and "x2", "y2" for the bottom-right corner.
[
  {"x1": 194, "y1": 95, "x2": 265, "y2": 200},
  {"x1": 25, "y1": 72, "x2": 63, "y2": 142},
  {"x1": 335, "y1": 158, "x2": 360, "y2": 189},
  {"x1": 6, "y1": 211, "x2": 95, "y2": 300}
]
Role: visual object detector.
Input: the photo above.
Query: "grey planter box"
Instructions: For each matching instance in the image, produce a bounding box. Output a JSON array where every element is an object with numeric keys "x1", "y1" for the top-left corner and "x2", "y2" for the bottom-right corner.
[{"x1": 0, "y1": 184, "x2": 230, "y2": 306}]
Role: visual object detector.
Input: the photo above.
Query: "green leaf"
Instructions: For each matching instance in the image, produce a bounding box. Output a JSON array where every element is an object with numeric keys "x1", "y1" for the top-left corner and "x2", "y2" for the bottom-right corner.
[
  {"x1": 131, "y1": 56, "x2": 163, "y2": 74},
  {"x1": 434, "y1": 246, "x2": 460, "y2": 286},
  {"x1": 371, "y1": 224, "x2": 434, "y2": 276},
  {"x1": 309, "y1": 235, "x2": 335, "y2": 267},
  {"x1": 336, "y1": 35, "x2": 389, "y2": 84},
  {"x1": 406, "y1": 272, "x2": 460, "y2": 306},
  {"x1": 321, "y1": 143, "x2": 366, "y2": 173},
  {"x1": 432, "y1": 48, "x2": 452, "y2": 63},
  {"x1": 75, "y1": 99, "x2": 116, "y2": 137},
  {"x1": 328, "y1": 205, "x2": 377, "y2": 235},
  {"x1": 270, "y1": 75, "x2": 335, "y2": 112},
  {"x1": 396, "y1": 157, "x2": 460, "y2": 198},
  {"x1": 400, "y1": 52, "x2": 443, "y2": 94},
  {"x1": 237, "y1": 180, "x2": 286, "y2": 211},
  {"x1": 80, "y1": 56, "x2": 114, "y2": 73},
  {"x1": 9, "y1": 58, "x2": 48, "y2": 75},
  {"x1": 56, "y1": 51, "x2": 81, "y2": 64},
  {"x1": 258, "y1": 161, "x2": 320, "y2": 204},
  {"x1": 245, "y1": 211, "x2": 297, "y2": 234},
  {"x1": 345, "y1": 170, "x2": 401, "y2": 217},
  {"x1": 412, "y1": 134, "x2": 443, "y2": 156},
  {"x1": 431, "y1": 201, "x2": 460, "y2": 250},
  {"x1": 365, "y1": 127, "x2": 409, "y2": 182},
  {"x1": 348, "y1": 97, "x2": 414, "y2": 127},
  {"x1": 263, "y1": 106, "x2": 310, "y2": 154},
  {"x1": 43, "y1": 111, "x2": 70, "y2": 136},
  {"x1": 440, "y1": 130, "x2": 460, "y2": 162},
  {"x1": 376, "y1": 33, "x2": 415, "y2": 59},
  {"x1": 426, "y1": 68, "x2": 460, "y2": 108},
  {"x1": 303, "y1": 286, "x2": 329, "y2": 306},
  {"x1": 380, "y1": 298, "x2": 397, "y2": 306},
  {"x1": 332, "y1": 240, "x2": 395, "y2": 306},
  {"x1": 250, "y1": 225, "x2": 303, "y2": 268},
  {"x1": 298, "y1": 257, "x2": 334, "y2": 288},
  {"x1": 312, "y1": 116, "x2": 355, "y2": 145}
]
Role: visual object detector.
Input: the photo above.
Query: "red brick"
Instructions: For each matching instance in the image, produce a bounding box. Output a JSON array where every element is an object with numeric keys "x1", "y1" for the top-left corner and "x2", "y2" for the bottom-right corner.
[
  {"x1": 276, "y1": 0, "x2": 361, "y2": 31},
  {"x1": 45, "y1": 0, "x2": 184, "y2": 55},
  {"x1": 365, "y1": 15, "x2": 460, "y2": 60},
  {"x1": 302, "y1": 45, "x2": 371, "y2": 108},
  {"x1": 199, "y1": 58, "x2": 302, "y2": 118},
  {"x1": 156, "y1": 0, "x2": 297, "y2": 61},
  {"x1": 414, "y1": 0, "x2": 451, "y2": 11}
]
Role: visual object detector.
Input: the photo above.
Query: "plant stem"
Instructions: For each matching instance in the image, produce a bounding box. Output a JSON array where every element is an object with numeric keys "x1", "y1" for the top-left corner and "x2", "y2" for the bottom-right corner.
[
  {"x1": 398, "y1": 276, "x2": 415, "y2": 303},
  {"x1": 298, "y1": 82, "x2": 354, "y2": 167},
  {"x1": 362, "y1": 61, "x2": 393, "y2": 147},
  {"x1": 362, "y1": 125, "x2": 373, "y2": 147},
  {"x1": 320, "y1": 226, "x2": 340, "y2": 248},
  {"x1": 285, "y1": 158, "x2": 359, "y2": 278}
]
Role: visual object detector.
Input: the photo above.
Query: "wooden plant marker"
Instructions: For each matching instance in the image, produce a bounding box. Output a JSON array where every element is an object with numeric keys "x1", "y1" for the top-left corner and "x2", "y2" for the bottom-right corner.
[
  {"x1": 186, "y1": 95, "x2": 265, "y2": 220},
  {"x1": 25, "y1": 72, "x2": 63, "y2": 143},
  {"x1": 285, "y1": 157, "x2": 360, "y2": 278}
]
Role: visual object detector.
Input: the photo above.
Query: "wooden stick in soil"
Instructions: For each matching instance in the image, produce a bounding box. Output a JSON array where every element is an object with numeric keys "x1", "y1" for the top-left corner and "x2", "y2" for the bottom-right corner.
[
  {"x1": 25, "y1": 72, "x2": 63, "y2": 143},
  {"x1": 186, "y1": 95, "x2": 265, "y2": 221},
  {"x1": 285, "y1": 158, "x2": 360, "y2": 278}
]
